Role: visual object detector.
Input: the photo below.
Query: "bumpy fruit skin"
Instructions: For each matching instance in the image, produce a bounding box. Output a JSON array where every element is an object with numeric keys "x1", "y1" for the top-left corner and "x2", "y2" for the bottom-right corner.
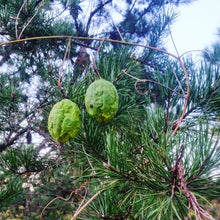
[
  {"x1": 48, "y1": 99, "x2": 81, "y2": 143},
  {"x1": 85, "y1": 79, "x2": 119, "y2": 123}
]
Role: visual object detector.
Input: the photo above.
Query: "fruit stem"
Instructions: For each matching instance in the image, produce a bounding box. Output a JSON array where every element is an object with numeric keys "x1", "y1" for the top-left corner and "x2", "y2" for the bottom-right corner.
[{"x1": 92, "y1": 39, "x2": 105, "y2": 78}]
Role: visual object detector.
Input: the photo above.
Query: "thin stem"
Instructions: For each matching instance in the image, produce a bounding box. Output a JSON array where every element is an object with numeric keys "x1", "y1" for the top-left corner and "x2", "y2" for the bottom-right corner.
[
  {"x1": 40, "y1": 190, "x2": 75, "y2": 220},
  {"x1": 168, "y1": 25, "x2": 180, "y2": 58},
  {"x1": 82, "y1": 145, "x2": 96, "y2": 176},
  {"x1": 71, "y1": 189, "x2": 102, "y2": 219},
  {"x1": 100, "y1": 0, "x2": 124, "y2": 41},
  {"x1": 171, "y1": 65, "x2": 185, "y2": 96},
  {"x1": 19, "y1": 0, "x2": 45, "y2": 39},
  {"x1": 40, "y1": 178, "x2": 90, "y2": 220},
  {"x1": 73, "y1": 187, "x2": 88, "y2": 217},
  {"x1": 121, "y1": 69, "x2": 139, "y2": 80},
  {"x1": 92, "y1": 39, "x2": 105, "y2": 78},
  {"x1": 71, "y1": 180, "x2": 118, "y2": 219},
  {"x1": 86, "y1": 0, "x2": 112, "y2": 33},
  {"x1": 180, "y1": 50, "x2": 212, "y2": 60},
  {"x1": 15, "y1": 0, "x2": 28, "y2": 39},
  {"x1": 167, "y1": 57, "x2": 189, "y2": 144},
  {"x1": 166, "y1": 93, "x2": 171, "y2": 131},
  {"x1": 57, "y1": 38, "x2": 72, "y2": 93},
  {"x1": 134, "y1": 79, "x2": 185, "y2": 98},
  {"x1": 122, "y1": 69, "x2": 185, "y2": 98}
]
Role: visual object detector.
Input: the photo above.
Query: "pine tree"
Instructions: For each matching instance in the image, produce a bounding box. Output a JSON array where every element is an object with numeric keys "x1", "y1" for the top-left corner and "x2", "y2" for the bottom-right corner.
[{"x1": 0, "y1": 0, "x2": 219, "y2": 219}]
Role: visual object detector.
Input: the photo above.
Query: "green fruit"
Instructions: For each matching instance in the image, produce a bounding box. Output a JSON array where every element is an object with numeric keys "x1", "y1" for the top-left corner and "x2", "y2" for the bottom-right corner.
[
  {"x1": 48, "y1": 99, "x2": 81, "y2": 143},
  {"x1": 85, "y1": 79, "x2": 119, "y2": 123}
]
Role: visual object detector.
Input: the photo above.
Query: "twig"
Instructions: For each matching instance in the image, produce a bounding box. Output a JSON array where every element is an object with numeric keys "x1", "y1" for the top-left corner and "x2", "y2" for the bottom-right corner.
[
  {"x1": 133, "y1": 144, "x2": 144, "y2": 153},
  {"x1": 15, "y1": 0, "x2": 28, "y2": 39},
  {"x1": 40, "y1": 178, "x2": 90, "y2": 220},
  {"x1": 18, "y1": 0, "x2": 45, "y2": 39},
  {"x1": 121, "y1": 69, "x2": 139, "y2": 80},
  {"x1": 178, "y1": 164, "x2": 215, "y2": 220},
  {"x1": 170, "y1": 144, "x2": 185, "y2": 199},
  {"x1": 170, "y1": 145, "x2": 214, "y2": 220},
  {"x1": 168, "y1": 25, "x2": 180, "y2": 58},
  {"x1": 134, "y1": 79, "x2": 184, "y2": 97},
  {"x1": 100, "y1": 0, "x2": 124, "y2": 42},
  {"x1": 40, "y1": 190, "x2": 75, "y2": 220},
  {"x1": 0, "y1": 128, "x2": 28, "y2": 152},
  {"x1": 86, "y1": 0, "x2": 112, "y2": 33},
  {"x1": 171, "y1": 65, "x2": 185, "y2": 96},
  {"x1": 57, "y1": 37, "x2": 72, "y2": 94},
  {"x1": 168, "y1": 25, "x2": 190, "y2": 136},
  {"x1": 180, "y1": 50, "x2": 212, "y2": 60},
  {"x1": 166, "y1": 93, "x2": 171, "y2": 131},
  {"x1": 167, "y1": 57, "x2": 189, "y2": 144},
  {"x1": 121, "y1": 69, "x2": 185, "y2": 98},
  {"x1": 92, "y1": 39, "x2": 104, "y2": 78},
  {"x1": 71, "y1": 189, "x2": 102, "y2": 219},
  {"x1": 73, "y1": 187, "x2": 88, "y2": 217},
  {"x1": 82, "y1": 145, "x2": 96, "y2": 176},
  {"x1": 71, "y1": 179, "x2": 118, "y2": 219}
]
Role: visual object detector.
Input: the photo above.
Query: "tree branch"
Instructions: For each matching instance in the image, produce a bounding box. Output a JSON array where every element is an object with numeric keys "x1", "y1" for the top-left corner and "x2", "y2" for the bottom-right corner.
[
  {"x1": 0, "y1": 128, "x2": 28, "y2": 152},
  {"x1": 86, "y1": 0, "x2": 112, "y2": 34}
]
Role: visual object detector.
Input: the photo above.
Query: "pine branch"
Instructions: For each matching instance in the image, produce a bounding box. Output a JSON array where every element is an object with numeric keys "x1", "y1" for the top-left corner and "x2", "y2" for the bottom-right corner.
[
  {"x1": 184, "y1": 82, "x2": 220, "y2": 118},
  {"x1": 171, "y1": 144, "x2": 215, "y2": 220},
  {"x1": 0, "y1": 186, "x2": 16, "y2": 204},
  {"x1": 103, "y1": 162, "x2": 144, "y2": 184},
  {"x1": 127, "y1": 0, "x2": 138, "y2": 15},
  {"x1": 178, "y1": 164, "x2": 215, "y2": 220},
  {"x1": 187, "y1": 153, "x2": 213, "y2": 184},
  {"x1": 135, "y1": 1, "x2": 154, "y2": 23},
  {"x1": 0, "y1": 128, "x2": 28, "y2": 152},
  {"x1": 86, "y1": 0, "x2": 112, "y2": 33}
]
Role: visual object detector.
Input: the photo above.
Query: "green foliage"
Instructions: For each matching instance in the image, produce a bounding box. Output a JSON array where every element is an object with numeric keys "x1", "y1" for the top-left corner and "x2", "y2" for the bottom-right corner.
[
  {"x1": 0, "y1": 145, "x2": 55, "y2": 216},
  {"x1": 0, "y1": 145, "x2": 53, "y2": 175},
  {"x1": 0, "y1": 177, "x2": 23, "y2": 209}
]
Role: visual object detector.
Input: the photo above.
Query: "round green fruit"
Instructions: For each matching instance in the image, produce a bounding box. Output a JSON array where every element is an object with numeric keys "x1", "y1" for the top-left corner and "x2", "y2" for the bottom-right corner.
[
  {"x1": 48, "y1": 99, "x2": 81, "y2": 143},
  {"x1": 85, "y1": 79, "x2": 119, "y2": 123}
]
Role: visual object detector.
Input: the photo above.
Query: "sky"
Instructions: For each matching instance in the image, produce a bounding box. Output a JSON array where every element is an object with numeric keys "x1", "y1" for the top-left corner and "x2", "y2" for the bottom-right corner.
[{"x1": 166, "y1": 0, "x2": 220, "y2": 56}]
